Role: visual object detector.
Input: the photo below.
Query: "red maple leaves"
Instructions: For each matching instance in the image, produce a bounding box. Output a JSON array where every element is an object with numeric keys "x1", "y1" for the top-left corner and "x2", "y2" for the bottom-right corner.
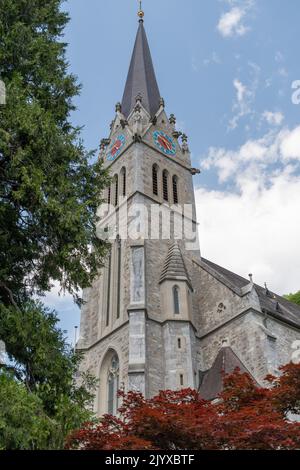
[{"x1": 66, "y1": 363, "x2": 300, "y2": 450}]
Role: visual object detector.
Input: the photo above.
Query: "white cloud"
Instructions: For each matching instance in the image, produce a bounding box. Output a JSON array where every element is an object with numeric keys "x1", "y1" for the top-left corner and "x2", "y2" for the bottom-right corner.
[
  {"x1": 218, "y1": 7, "x2": 247, "y2": 37},
  {"x1": 203, "y1": 52, "x2": 221, "y2": 66},
  {"x1": 203, "y1": 125, "x2": 300, "y2": 182},
  {"x1": 229, "y1": 79, "x2": 251, "y2": 129},
  {"x1": 262, "y1": 111, "x2": 284, "y2": 126},
  {"x1": 217, "y1": 1, "x2": 254, "y2": 38},
  {"x1": 280, "y1": 127, "x2": 300, "y2": 160},
  {"x1": 234, "y1": 79, "x2": 247, "y2": 102},
  {"x1": 229, "y1": 64, "x2": 260, "y2": 130},
  {"x1": 197, "y1": 125, "x2": 300, "y2": 295}
]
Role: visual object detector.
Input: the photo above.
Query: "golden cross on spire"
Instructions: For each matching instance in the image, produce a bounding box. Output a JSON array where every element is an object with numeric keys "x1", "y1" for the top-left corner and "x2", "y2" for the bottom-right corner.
[{"x1": 138, "y1": 0, "x2": 144, "y2": 20}]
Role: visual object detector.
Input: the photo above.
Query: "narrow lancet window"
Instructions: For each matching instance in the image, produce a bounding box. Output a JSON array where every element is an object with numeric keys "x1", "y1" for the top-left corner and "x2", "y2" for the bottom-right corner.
[
  {"x1": 173, "y1": 285, "x2": 180, "y2": 314},
  {"x1": 121, "y1": 168, "x2": 126, "y2": 197},
  {"x1": 173, "y1": 175, "x2": 179, "y2": 204},
  {"x1": 107, "y1": 354, "x2": 119, "y2": 415},
  {"x1": 163, "y1": 170, "x2": 169, "y2": 201},
  {"x1": 152, "y1": 165, "x2": 158, "y2": 196},
  {"x1": 106, "y1": 246, "x2": 112, "y2": 327},
  {"x1": 114, "y1": 175, "x2": 119, "y2": 207},
  {"x1": 117, "y1": 236, "x2": 121, "y2": 319}
]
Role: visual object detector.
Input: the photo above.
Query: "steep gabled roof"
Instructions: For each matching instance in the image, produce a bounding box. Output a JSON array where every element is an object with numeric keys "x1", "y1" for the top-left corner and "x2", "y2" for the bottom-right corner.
[
  {"x1": 121, "y1": 20, "x2": 161, "y2": 118},
  {"x1": 160, "y1": 242, "x2": 192, "y2": 289},
  {"x1": 199, "y1": 347, "x2": 257, "y2": 401},
  {"x1": 200, "y1": 258, "x2": 300, "y2": 329}
]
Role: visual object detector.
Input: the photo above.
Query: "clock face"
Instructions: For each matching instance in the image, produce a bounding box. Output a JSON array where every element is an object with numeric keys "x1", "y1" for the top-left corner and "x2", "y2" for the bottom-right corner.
[
  {"x1": 107, "y1": 134, "x2": 126, "y2": 161},
  {"x1": 153, "y1": 131, "x2": 176, "y2": 156}
]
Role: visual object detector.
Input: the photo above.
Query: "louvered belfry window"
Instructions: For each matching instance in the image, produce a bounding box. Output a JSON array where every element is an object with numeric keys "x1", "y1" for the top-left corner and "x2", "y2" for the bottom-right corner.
[
  {"x1": 114, "y1": 175, "x2": 119, "y2": 206},
  {"x1": 121, "y1": 167, "x2": 126, "y2": 197},
  {"x1": 163, "y1": 170, "x2": 169, "y2": 202},
  {"x1": 152, "y1": 164, "x2": 158, "y2": 196},
  {"x1": 173, "y1": 175, "x2": 179, "y2": 204}
]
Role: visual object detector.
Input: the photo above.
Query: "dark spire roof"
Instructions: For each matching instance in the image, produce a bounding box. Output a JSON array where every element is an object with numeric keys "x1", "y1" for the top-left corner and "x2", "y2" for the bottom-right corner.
[{"x1": 121, "y1": 20, "x2": 161, "y2": 118}]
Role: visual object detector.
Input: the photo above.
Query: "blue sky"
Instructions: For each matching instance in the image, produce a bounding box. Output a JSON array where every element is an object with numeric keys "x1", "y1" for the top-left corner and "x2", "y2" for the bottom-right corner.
[{"x1": 45, "y1": 0, "x2": 300, "y2": 345}]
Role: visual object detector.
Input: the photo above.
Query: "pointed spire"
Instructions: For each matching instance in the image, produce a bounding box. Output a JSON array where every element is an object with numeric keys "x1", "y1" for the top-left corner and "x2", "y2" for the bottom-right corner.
[
  {"x1": 160, "y1": 242, "x2": 192, "y2": 289},
  {"x1": 121, "y1": 17, "x2": 161, "y2": 118}
]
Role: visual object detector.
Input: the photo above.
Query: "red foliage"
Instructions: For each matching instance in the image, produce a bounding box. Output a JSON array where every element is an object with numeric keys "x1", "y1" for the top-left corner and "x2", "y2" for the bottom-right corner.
[{"x1": 66, "y1": 363, "x2": 300, "y2": 450}]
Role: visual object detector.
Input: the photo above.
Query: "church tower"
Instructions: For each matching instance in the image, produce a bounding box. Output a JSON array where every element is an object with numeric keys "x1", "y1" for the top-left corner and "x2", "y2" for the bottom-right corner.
[
  {"x1": 78, "y1": 8, "x2": 300, "y2": 415},
  {"x1": 78, "y1": 9, "x2": 202, "y2": 416}
]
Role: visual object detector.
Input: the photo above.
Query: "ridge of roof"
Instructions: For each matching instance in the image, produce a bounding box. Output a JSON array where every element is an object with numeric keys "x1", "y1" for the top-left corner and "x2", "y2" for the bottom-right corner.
[{"x1": 199, "y1": 258, "x2": 300, "y2": 329}]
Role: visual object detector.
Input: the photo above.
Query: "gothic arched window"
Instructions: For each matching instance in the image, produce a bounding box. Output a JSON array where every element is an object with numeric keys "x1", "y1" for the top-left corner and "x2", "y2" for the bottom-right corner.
[
  {"x1": 173, "y1": 285, "x2": 180, "y2": 314},
  {"x1": 172, "y1": 175, "x2": 179, "y2": 204},
  {"x1": 116, "y1": 236, "x2": 121, "y2": 319},
  {"x1": 162, "y1": 170, "x2": 169, "y2": 202},
  {"x1": 114, "y1": 175, "x2": 119, "y2": 207},
  {"x1": 152, "y1": 164, "x2": 158, "y2": 196},
  {"x1": 106, "y1": 245, "x2": 112, "y2": 327},
  {"x1": 107, "y1": 354, "x2": 119, "y2": 415},
  {"x1": 121, "y1": 167, "x2": 126, "y2": 197}
]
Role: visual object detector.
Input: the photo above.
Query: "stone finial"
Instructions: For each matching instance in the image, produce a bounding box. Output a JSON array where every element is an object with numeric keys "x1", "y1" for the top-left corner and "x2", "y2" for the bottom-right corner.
[
  {"x1": 222, "y1": 338, "x2": 230, "y2": 347},
  {"x1": 172, "y1": 130, "x2": 182, "y2": 139},
  {"x1": 181, "y1": 134, "x2": 189, "y2": 153},
  {"x1": 100, "y1": 138, "x2": 111, "y2": 149},
  {"x1": 120, "y1": 119, "x2": 128, "y2": 129},
  {"x1": 133, "y1": 133, "x2": 142, "y2": 143},
  {"x1": 264, "y1": 282, "x2": 270, "y2": 296},
  {"x1": 115, "y1": 102, "x2": 122, "y2": 113},
  {"x1": 182, "y1": 133, "x2": 188, "y2": 143},
  {"x1": 159, "y1": 97, "x2": 165, "y2": 108},
  {"x1": 169, "y1": 114, "x2": 176, "y2": 126},
  {"x1": 133, "y1": 107, "x2": 143, "y2": 135},
  {"x1": 249, "y1": 273, "x2": 254, "y2": 285}
]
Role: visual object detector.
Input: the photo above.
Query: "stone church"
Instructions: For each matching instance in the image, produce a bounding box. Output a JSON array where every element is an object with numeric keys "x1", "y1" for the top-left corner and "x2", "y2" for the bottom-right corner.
[{"x1": 77, "y1": 11, "x2": 300, "y2": 416}]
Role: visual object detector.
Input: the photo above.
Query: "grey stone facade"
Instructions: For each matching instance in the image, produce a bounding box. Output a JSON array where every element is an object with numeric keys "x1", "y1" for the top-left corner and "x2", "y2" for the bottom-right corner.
[{"x1": 77, "y1": 18, "x2": 300, "y2": 414}]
